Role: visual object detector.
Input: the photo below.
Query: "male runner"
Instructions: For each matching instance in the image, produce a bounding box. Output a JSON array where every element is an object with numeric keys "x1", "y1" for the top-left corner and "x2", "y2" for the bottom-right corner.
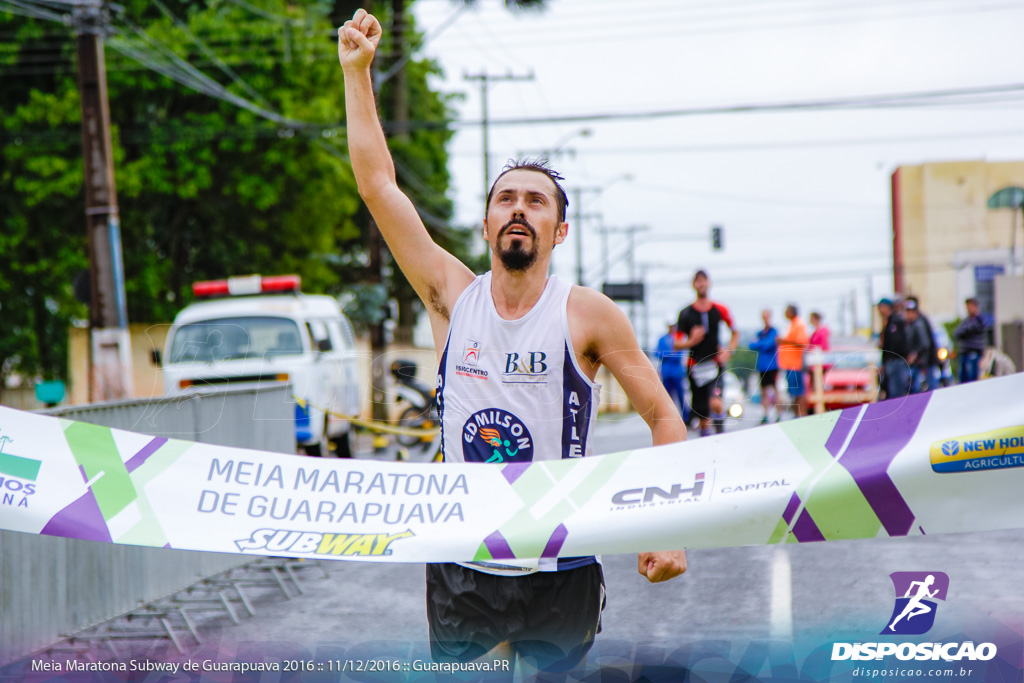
[
  {"x1": 674, "y1": 270, "x2": 738, "y2": 436},
  {"x1": 338, "y1": 9, "x2": 687, "y2": 675}
]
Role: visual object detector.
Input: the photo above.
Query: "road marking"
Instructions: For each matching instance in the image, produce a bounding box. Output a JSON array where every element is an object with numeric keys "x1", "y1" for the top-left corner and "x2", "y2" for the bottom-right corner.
[{"x1": 770, "y1": 545, "x2": 793, "y2": 639}]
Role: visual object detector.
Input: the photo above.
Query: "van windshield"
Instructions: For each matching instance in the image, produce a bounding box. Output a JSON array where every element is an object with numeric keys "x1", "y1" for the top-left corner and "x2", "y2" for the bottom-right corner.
[{"x1": 168, "y1": 316, "x2": 305, "y2": 364}]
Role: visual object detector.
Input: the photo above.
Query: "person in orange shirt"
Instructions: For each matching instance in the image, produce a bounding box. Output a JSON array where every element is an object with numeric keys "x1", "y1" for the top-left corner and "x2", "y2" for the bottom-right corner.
[{"x1": 778, "y1": 304, "x2": 810, "y2": 418}]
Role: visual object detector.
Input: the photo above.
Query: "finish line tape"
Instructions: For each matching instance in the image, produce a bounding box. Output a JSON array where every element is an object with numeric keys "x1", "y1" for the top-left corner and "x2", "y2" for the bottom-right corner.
[{"x1": 1, "y1": 374, "x2": 1023, "y2": 564}]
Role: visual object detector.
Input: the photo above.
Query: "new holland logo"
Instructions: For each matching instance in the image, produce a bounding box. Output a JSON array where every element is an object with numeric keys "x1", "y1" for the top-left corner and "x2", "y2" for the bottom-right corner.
[
  {"x1": 235, "y1": 528, "x2": 414, "y2": 557},
  {"x1": 930, "y1": 426, "x2": 1024, "y2": 473},
  {"x1": 462, "y1": 408, "x2": 533, "y2": 463},
  {"x1": 881, "y1": 571, "x2": 948, "y2": 635}
]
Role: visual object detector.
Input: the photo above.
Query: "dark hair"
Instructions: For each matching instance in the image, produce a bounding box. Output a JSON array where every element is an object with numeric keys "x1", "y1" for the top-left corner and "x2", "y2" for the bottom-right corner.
[
  {"x1": 486, "y1": 158, "x2": 569, "y2": 223},
  {"x1": 693, "y1": 269, "x2": 709, "y2": 281},
  {"x1": 786, "y1": 303, "x2": 798, "y2": 316},
  {"x1": 810, "y1": 310, "x2": 822, "y2": 320},
  {"x1": 965, "y1": 297, "x2": 978, "y2": 306}
]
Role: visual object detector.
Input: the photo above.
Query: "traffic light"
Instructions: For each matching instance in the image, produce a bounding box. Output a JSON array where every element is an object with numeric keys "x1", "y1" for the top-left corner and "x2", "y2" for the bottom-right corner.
[{"x1": 711, "y1": 225, "x2": 723, "y2": 251}]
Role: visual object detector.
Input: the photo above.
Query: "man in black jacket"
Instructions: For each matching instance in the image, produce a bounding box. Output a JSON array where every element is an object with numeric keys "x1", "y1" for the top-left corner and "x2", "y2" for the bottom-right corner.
[
  {"x1": 954, "y1": 298, "x2": 987, "y2": 383},
  {"x1": 905, "y1": 296, "x2": 939, "y2": 393},
  {"x1": 878, "y1": 298, "x2": 911, "y2": 398}
]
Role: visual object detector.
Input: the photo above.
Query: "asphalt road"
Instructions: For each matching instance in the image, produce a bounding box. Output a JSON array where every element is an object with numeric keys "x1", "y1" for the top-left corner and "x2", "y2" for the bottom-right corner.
[{"x1": 162, "y1": 408, "x2": 1023, "y2": 680}]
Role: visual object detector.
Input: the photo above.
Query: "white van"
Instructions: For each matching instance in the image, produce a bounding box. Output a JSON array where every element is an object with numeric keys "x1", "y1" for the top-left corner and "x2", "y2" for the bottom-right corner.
[{"x1": 161, "y1": 275, "x2": 360, "y2": 457}]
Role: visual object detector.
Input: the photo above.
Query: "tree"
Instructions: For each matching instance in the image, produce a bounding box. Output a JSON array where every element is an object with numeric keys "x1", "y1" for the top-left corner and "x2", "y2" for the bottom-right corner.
[{"x1": 0, "y1": 0, "x2": 466, "y2": 385}]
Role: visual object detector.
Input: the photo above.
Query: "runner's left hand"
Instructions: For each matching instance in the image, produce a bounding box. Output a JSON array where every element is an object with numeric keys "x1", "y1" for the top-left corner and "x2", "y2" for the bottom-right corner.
[{"x1": 638, "y1": 550, "x2": 687, "y2": 583}]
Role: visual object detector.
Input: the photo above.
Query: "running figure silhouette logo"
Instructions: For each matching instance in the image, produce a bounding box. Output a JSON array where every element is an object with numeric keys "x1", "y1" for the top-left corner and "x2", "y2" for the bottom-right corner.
[{"x1": 881, "y1": 571, "x2": 950, "y2": 635}]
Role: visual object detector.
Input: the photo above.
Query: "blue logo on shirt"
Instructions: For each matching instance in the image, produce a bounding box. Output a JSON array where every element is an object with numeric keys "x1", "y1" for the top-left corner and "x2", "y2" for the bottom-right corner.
[{"x1": 462, "y1": 409, "x2": 534, "y2": 463}]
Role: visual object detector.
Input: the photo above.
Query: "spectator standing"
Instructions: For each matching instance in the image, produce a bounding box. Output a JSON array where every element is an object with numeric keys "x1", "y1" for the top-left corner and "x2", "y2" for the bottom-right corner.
[
  {"x1": 905, "y1": 297, "x2": 939, "y2": 393},
  {"x1": 749, "y1": 309, "x2": 780, "y2": 424},
  {"x1": 778, "y1": 304, "x2": 810, "y2": 418},
  {"x1": 954, "y1": 297, "x2": 987, "y2": 383},
  {"x1": 808, "y1": 312, "x2": 830, "y2": 351},
  {"x1": 878, "y1": 298, "x2": 911, "y2": 397},
  {"x1": 654, "y1": 323, "x2": 690, "y2": 424}
]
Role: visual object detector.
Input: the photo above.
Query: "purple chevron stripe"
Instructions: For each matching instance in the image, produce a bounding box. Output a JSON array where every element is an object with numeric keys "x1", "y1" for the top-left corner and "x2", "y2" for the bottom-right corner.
[
  {"x1": 792, "y1": 509, "x2": 826, "y2": 542},
  {"x1": 541, "y1": 524, "x2": 568, "y2": 558},
  {"x1": 838, "y1": 394, "x2": 930, "y2": 537},
  {"x1": 825, "y1": 408, "x2": 860, "y2": 457},
  {"x1": 41, "y1": 490, "x2": 111, "y2": 543},
  {"x1": 126, "y1": 437, "x2": 168, "y2": 473},
  {"x1": 483, "y1": 531, "x2": 516, "y2": 560},
  {"x1": 782, "y1": 493, "x2": 801, "y2": 525},
  {"x1": 502, "y1": 462, "x2": 529, "y2": 485}
]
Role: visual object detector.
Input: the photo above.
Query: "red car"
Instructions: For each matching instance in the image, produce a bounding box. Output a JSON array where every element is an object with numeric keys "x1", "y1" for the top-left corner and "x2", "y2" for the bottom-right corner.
[{"x1": 808, "y1": 347, "x2": 882, "y2": 411}]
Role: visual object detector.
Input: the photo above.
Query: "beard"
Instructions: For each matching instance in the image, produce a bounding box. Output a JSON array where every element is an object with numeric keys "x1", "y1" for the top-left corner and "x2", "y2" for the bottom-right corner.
[{"x1": 496, "y1": 218, "x2": 540, "y2": 272}]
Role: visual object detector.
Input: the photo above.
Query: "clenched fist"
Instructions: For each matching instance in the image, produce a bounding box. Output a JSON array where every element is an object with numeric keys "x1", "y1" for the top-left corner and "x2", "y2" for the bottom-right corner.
[{"x1": 338, "y1": 8, "x2": 382, "y2": 71}]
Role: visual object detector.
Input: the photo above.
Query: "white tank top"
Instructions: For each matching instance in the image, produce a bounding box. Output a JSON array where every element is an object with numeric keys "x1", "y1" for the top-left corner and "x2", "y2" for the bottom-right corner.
[{"x1": 436, "y1": 272, "x2": 601, "y2": 574}]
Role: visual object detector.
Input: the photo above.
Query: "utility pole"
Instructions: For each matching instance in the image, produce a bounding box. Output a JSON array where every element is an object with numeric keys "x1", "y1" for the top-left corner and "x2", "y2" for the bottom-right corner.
[
  {"x1": 74, "y1": 1, "x2": 133, "y2": 402},
  {"x1": 850, "y1": 287, "x2": 858, "y2": 335},
  {"x1": 603, "y1": 225, "x2": 649, "y2": 332},
  {"x1": 568, "y1": 187, "x2": 601, "y2": 286},
  {"x1": 366, "y1": 0, "x2": 388, "y2": 429},
  {"x1": 866, "y1": 275, "x2": 876, "y2": 336},
  {"x1": 463, "y1": 71, "x2": 534, "y2": 207}
]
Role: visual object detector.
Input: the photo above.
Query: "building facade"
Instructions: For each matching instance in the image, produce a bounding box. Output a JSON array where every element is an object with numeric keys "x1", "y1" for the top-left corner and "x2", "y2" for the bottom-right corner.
[{"x1": 892, "y1": 160, "x2": 1024, "y2": 330}]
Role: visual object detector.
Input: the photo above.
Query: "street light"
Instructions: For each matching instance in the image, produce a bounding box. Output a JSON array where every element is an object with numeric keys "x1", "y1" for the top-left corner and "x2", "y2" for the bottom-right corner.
[
  {"x1": 517, "y1": 127, "x2": 593, "y2": 160},
  {"x1": 987, "y1": 186, "x2": 1024, "y2": 276}
]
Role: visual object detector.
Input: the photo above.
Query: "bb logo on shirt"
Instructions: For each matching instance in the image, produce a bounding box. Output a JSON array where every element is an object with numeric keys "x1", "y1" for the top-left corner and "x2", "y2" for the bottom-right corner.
[
  {"x1": 502, "y1": 351, "x2": 549, "y2": 384},
  {"x1": 462, "y1": 408, "x2": 534, "y2": 463}
]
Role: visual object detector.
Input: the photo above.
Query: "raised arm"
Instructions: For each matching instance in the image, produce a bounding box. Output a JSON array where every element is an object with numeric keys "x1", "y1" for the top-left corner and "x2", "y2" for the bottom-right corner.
[{"x1": 338, "y1": 10, "x2": 473, "y2": 322}]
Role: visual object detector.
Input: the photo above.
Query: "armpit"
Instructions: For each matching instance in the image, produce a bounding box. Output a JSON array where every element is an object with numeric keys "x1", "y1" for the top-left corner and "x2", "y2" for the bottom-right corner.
[{"x1": 427, "y1": 284, "x2": 449, "y2": 321}]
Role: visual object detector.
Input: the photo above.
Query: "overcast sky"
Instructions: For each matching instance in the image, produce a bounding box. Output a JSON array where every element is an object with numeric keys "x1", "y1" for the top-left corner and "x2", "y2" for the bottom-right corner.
[{"x1": 403, "y1": 0, "x2": 1024, "y2": 346}]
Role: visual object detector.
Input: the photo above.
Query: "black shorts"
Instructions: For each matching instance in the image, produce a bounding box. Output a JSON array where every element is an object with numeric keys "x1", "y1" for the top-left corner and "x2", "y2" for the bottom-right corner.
[
  {"x1": 688, "y1": 367, "x2": 723, "y2": 420},
  {"x1": 758, "y1": 369, "x2": 778, "y2": 389},
  {"x1": 426, "y1": 562, "x2": 605, "y2": 672}
]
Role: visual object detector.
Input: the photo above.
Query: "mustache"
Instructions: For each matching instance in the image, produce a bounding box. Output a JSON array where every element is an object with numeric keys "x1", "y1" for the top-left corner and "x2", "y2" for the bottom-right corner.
[{"x1": 500, "y1": 217, "x2": 537, "y2": 239}]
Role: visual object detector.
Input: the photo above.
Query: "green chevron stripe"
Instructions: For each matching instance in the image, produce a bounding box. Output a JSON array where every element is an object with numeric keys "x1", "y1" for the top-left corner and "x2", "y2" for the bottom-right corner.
[
  {"x1": 64, "y1": 421, "x2": 137, "y2": 520},
  {"x1": 780, "y1": 414, "x2": 881, "y2": 540}
]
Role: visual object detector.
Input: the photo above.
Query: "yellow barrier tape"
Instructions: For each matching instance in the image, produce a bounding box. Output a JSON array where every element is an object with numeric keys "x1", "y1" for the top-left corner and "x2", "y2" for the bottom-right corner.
[{"x1": 295, "y1": 395, "x2": 441, "y2": 438}]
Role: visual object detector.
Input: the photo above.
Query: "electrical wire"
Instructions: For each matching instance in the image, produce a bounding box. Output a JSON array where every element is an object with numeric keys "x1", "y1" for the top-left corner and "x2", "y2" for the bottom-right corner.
[{"x1": 150, "y1": 0, "x2": 270, "y2": 108}]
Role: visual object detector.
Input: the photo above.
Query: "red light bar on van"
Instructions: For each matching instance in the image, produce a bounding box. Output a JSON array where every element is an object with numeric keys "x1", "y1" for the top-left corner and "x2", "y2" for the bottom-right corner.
[{"x1": 192, "y1": 275, "x2": 301, "y2": 298}]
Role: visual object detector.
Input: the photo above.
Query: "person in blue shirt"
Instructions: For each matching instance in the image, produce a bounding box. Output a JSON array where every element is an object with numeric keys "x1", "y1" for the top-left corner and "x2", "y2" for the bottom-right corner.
[
  {"x1": 749, "y1": 309, "x2": 780, "y2": 424},
  {"x1": 654, "y1": 323, "x2": 690, "y2": 424}
]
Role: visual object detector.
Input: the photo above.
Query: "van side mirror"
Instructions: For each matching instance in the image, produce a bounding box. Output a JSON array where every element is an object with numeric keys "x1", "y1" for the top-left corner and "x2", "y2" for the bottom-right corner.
[
  {"x1": 151, "y1": 349, "x2": 162, "y2": 366},
  {"x1": 316, "y1": 338, "x2": 332, "y2": 353}
]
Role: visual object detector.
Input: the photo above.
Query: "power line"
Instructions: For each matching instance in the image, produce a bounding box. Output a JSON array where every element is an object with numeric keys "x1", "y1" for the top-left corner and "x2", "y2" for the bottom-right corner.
[
  {"x1": 453, "y1": 128, "x2": 1024, "y2": 157},
  {"x1": 425, "y1": 1, "x2": 1023, "y2": 50},
  {"x1": 221, "y1": 0, "x2": 303, "y2": 26},
  {"x1": 150, "y1": 0, "x2": 270, "y2": 108}
]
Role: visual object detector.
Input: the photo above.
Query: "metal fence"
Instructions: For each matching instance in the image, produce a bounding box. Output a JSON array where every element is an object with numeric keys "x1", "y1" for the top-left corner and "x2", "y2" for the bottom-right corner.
[{"x1": 0, "y1": 384, "x2": 296, "y2": 664}]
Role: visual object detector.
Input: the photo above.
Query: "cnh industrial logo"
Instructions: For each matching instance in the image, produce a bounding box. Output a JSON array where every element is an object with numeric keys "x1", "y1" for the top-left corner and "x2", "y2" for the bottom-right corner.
[{"x1": 832, "y1": 572, "x2": 997, "y2": 662}]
